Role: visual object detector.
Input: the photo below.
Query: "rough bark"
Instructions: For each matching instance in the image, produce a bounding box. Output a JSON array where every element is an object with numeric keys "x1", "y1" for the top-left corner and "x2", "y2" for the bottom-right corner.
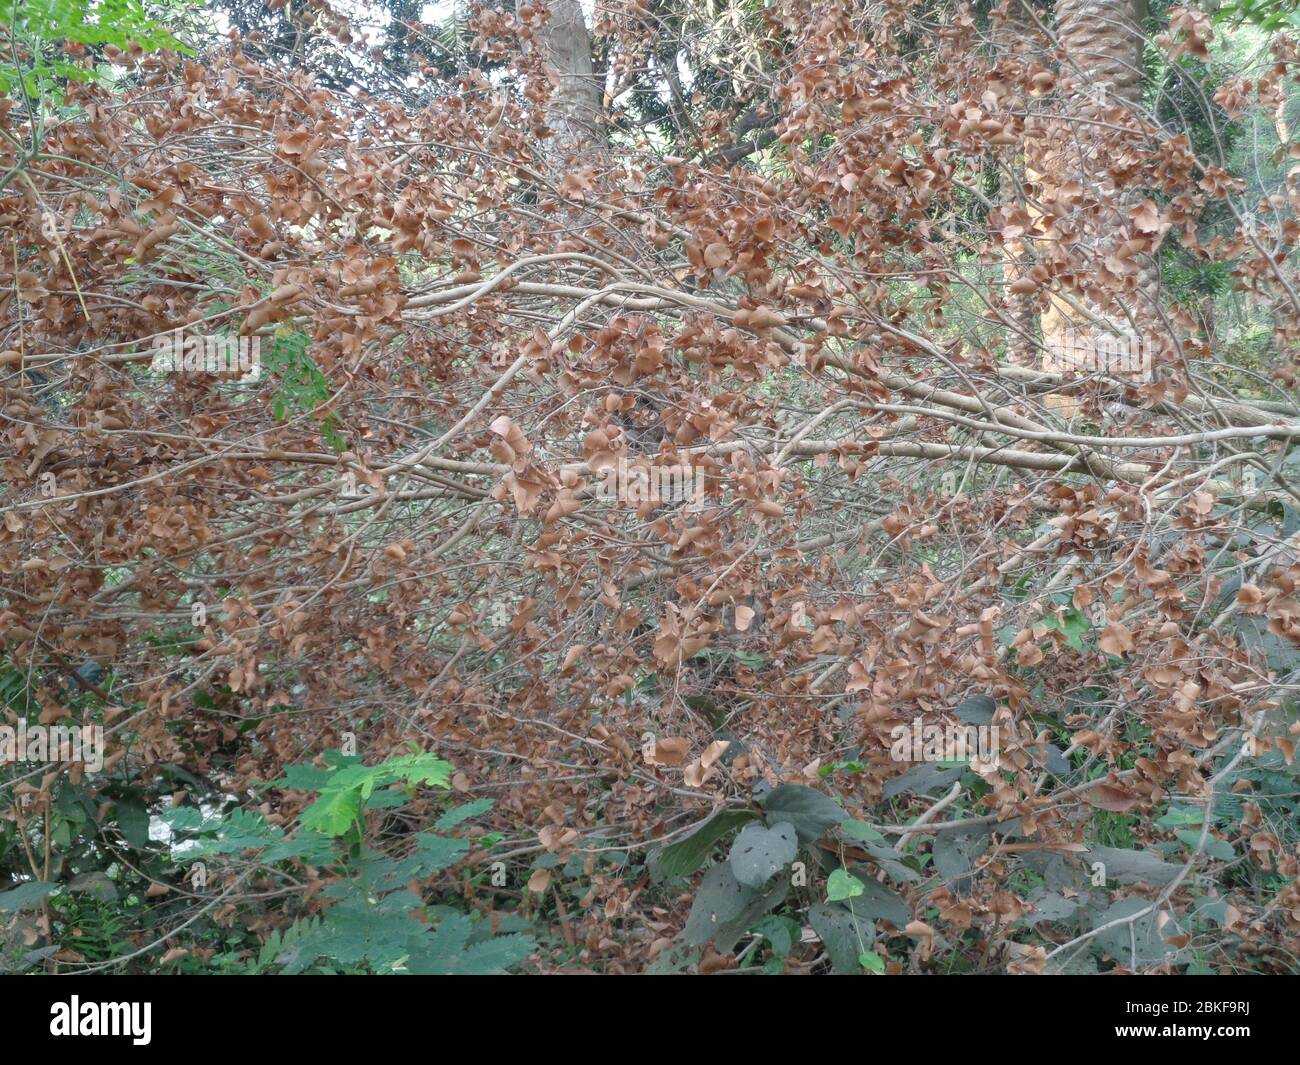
[
  {"x1": 1032, "y1": 0, "x2": 1156, "y2": 411},
  {"x1": 994, "y1": 1, "x2": 1044, "y2": 367},
  {"x1": 526, "y1": 0, "x2": 605, "y2": 165}
]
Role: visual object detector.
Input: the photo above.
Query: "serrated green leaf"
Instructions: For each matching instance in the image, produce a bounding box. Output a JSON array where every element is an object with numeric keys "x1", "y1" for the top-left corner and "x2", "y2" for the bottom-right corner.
[{"x1": 435, "y1": 798, "x2": 494, "y2": 830}]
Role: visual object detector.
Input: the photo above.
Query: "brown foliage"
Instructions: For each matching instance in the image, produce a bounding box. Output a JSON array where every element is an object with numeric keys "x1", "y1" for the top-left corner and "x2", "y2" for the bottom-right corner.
[{"x1": 2, "y1": 1, "x2": 1299, "y2": 972}]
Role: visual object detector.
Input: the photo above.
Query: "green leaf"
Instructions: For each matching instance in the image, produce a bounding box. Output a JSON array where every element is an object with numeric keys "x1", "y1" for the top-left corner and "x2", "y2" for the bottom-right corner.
[
  {"x1": 262, "y1": 831, "x2": 335, "y2": 864},
  {"x1": 649, "y1": 808, "x2": 757, "y2": 882},
  {"x1": 760, "y1": 785, "x2": 845, "y2": 842},
  {"x1": 827, "y1": 868, "x2": 865, "y2": 902},
  {"x1": 1019, "y1": 886, "x2": 1085, "y2": 927},
  {"x1": 841, "y1": 818, "x2": 885, "y2": 843},
  {"x1": 682, "y1": 862, "x2": 788, "y2": 953},
  {"x1": 261, "y1": 330, "x2": 347, "y2": 451},
  {"x1": 382, "y1": 753, "x2": 453, "y2": 790},
  {"x1": 296, "y1": 754, "x2": 453, "y2": 837},
  {"x1": 682, "y1": 863, "x2": 752, "y2": 946},
  {"x1": 67, "y1": 870, "x2": 117, "y2": 901},
  {"x1": 406, "y1": 833, "x2": 469, "y2": 878},
  {"x1": 883, "y1": 763, "x2": 963, "y2": 799},
  {"x1": 840, "y1": 877, "x2": 911, "y2": 926},
  {"x1": 276, "y1": 761, "x2": 340, "y2": 792},
  {"x1": 300, "y1": 781, "x2": 366, "y2": 837},
  {"x1": 1091, "y1": 898, "x2": 1189, "y2": 968},
  {"x1": 435, "y1": 798, "x2": 494, "y2": 831},
  {"x1": 645, "y1": 941, "x2": 702, "y2": 974},
  {"x1": 1191, "y1": 896, "x2": 1232, "y2": 927},
  {"x1": 115, "y1": 798, "x2": 150, "y2": 850},
  {"x1": 855, "y1": 836, "x2": 922, "y2": 885},
  {"x1": 0, "y1": 880, "x2": 57, "y2": 912},
  {"x1": 752, "y1": 914, "x2": 800, "y2": 958},
  {"x1": 407, "y1": 913, "x2": 480, "y2": 973},
  {"x1": 1175, "y1": 830, "x2": 1235, "y2": 861},
  {"x1": 932, "y1": 826, "x2": 990, "y2": 891},
  {"x1": 1080, "y1": 845, "x2": 1182, "y2": 886},
  {"x1": 727, "y1": 821, "x2": 797, "y2": 887},
  {"x1": 808, "y1": 901, "x2": 875, "y2": 973},
  {"x1": 163, "y1": 807, "x2": 284, "y2": 855},
  {"x1": 1156, "y1": 806, "x2": 1206, "y2": 829},
  {"x1": 952, "y1": 694, "x2": 996, "y2": 724},
  {"x1": 439, "y1": 933, "x2": 535, "y2": 975}
]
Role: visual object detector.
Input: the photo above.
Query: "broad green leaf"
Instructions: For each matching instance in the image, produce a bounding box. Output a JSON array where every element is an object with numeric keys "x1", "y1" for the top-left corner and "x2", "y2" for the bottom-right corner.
[
  {"x1": 115, "y1": 798, "x2": 150, "y2": 850},
  {"x1": 808, "y1": 901, "x2": 874, "y2": 973},
  {"x1": 682, "y1": 863, "x2": 752, "y2": 946},
  {"x1": 1079, "y1": 845, "x2": 1182, "y2": 886},
  {"x1": 1175, "y1": 830, "x2": 1235, "y2": 861},
  {"x1": 0, "y1": 880, "x2": 57, "y2": 912},
  {"x1": 728, "y1": 821, "x2": 797, "y2": 887},
  {"x1": 827, "y1": 868, "x2": 865, "y2": 902},
  {"x1": 649, "y1": 808, "x2": 757, "y2": 882},
  {"x1": 760, "y1": 785, "x2": 845, "y2": 842},
  {"x1": 753, "y1": 914, "x2": 800, "y2": 957},
  {"x1": 841, "y1": 818, "x2": 885, "y2": 843}
]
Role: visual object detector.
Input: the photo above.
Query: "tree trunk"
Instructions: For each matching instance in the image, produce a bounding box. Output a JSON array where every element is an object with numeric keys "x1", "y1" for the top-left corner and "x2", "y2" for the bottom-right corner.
[
  {"x1": 525, "y1": 0, "x2": 605, "y2": 165},
  {"x1": 1033, "y1": 0, "x2": 1154, "y2": 410},
  {"x1": 994, "y1": 1, "x2": 1043, "y2": 367}
]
